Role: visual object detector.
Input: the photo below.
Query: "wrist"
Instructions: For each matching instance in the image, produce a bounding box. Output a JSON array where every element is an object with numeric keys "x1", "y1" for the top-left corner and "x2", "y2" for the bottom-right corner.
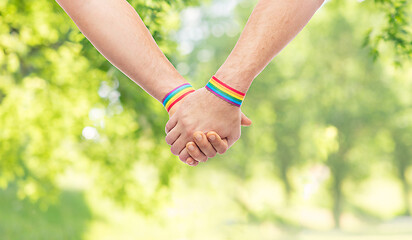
[
  {"x1": 168, "y1": 92, "x2": 192, "y2": 116},
  {"x1": 214, "y1": 66, "x2": 254, "y2": 93},
  {"x1": 162, "y1": 83, "x2": 195, "y2": 114},
  {"x1": 205, "y1": 76, "x2": 246, "y2": 107},
  {"x1": 168, "y1": 100, "x2": 181, "y2": 117},
  {"x1": 156, "y1": 76, "x2": 188, "y2": 102}
]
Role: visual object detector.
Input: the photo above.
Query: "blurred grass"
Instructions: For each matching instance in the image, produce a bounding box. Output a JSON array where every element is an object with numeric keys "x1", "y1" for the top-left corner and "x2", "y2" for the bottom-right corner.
[
  {"x1": 1, "y1": 0, "x2": 412, "y2": 239},
  {"x1": 0, "y1": 186, "x2": 92, "y2": 240},
  {"x1": 0, "y1": 179, "x2": 411, "y2": 240}
]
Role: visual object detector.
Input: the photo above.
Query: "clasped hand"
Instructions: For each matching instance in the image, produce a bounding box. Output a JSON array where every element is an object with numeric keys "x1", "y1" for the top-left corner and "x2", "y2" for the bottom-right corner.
[{"x1": 165, "y1": 87, "x2": 251, "y2": 166}]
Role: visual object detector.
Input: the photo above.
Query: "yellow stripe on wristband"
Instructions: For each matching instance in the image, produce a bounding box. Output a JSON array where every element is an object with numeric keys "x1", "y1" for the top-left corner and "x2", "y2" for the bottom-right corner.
[
  {"x1": 162, "y1": 83, "x2": 195, "y2": 112},
  {"x1": 205, "y1": 76, "x2": 245, "y2": 107},
  {"x1": 209, "y1": 78, "x2": 245, "y2": 100}
]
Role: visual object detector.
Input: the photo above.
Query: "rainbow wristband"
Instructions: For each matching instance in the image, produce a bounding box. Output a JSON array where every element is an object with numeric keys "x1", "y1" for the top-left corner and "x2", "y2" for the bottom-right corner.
[
  {"x1": 205, "y1": 76, "x2": 245, "y2": 107},
  {"x1": 162, "y1": 83, "x2": 195, "y2": 112}
]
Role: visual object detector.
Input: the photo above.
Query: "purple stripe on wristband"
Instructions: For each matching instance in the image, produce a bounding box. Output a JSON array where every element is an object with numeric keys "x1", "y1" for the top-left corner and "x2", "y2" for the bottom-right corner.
[{"x1": 205, "y1": 85, "x2": 241, "y2": 107}]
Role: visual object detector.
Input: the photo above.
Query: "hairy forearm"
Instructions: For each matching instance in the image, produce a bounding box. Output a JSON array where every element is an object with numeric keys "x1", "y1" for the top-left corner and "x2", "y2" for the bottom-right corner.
[
  {"x1": 56, "y1": 0, "x2": 186, "y2": 101},
  {"x1": 215, "y1": 0, "x2": 324, "y2": 92}
]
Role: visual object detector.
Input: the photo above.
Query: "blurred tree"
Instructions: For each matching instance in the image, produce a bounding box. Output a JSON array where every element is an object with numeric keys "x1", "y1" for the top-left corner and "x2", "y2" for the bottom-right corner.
[
  {"x1": 390, "y1": 110, "x2": 412, "y2": 216},
  {"x1": 0, "y1": 0, "x2": 200, "y2": 212},
  {"x1": 365, "y1": 0, "x2": 412, "y2": 64},
  {"x1": 1, "y1": 0, "x2": 411, "y2": 226},
  {"x1": 271, "y1": 0, "x2": 402, "y2": 227},
  {"x1": 171, "y1": 0, "x2": 412, "y2": 228}
]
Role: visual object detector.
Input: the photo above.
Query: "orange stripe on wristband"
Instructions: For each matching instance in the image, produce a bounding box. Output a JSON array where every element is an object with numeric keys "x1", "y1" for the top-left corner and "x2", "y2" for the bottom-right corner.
[
  {"x1": 205, "y1": 76, "x2": 245, "y2": 107},
  {"x1": 162, "y1": 83, "x2": 195, "y2": 112},
  {"x1": 166, "y1": 90, "x2": 194, "y2": 112}
]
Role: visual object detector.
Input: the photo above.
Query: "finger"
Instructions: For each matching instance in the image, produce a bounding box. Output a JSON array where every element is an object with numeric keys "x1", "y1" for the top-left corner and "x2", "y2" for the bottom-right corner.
[
  {"x1": 193, "y1": 131, "x2": 217, "y2": 158},
  {"x1": 186, "y1": 157, "x2": 199, "y2": 167},
  {"x1": 186, "y1": 142, "x2": 207, "y2": 162},
  {"x1": 206, "y1": 131, "x2": 228, "y2": 154},
  {"x1": 227, "y1": 129, "x2": 241, "y2": 148},
  {"x1": 165, "y1": 127, "x2": 180, "y2": 146},
  {"x1": 165, "y1": 116, "x2": 178, "y2": 134},
  {"x1": 179, "y1": 148, "x2": 190, "y2": 163},
  {"x1": 241, "y1": 112, "x2": 252, "y2": 126},
  {"x1": 170, "y1": 136, "x2": 188, "y2": 156},
  {"x1": 179, "y1": 149, "x2": 200, "y2": 165}
]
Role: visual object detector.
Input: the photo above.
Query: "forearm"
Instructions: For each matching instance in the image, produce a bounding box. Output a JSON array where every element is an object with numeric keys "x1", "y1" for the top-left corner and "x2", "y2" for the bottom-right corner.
[
  {"x1": 215, "y1": 0, "x2": 324, "y2": 93},
  {"x1": 56, "y1": 0, "x2": 186, "y2": 102}
]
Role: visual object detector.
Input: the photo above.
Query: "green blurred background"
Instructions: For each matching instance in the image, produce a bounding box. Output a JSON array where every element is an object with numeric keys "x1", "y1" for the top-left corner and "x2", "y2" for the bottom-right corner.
[{"x1": 1, "y1": 0, "x2": 412, "y2": 239}]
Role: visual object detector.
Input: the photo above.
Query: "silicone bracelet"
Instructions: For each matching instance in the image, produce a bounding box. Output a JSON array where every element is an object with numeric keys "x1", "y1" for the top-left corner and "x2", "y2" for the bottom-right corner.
[
  {"x1": 162, "y1": 83, "x2": 195, "y2": 112},
  {"x1": 205, "y1": 76, "x2": 245, "y2": 107}
]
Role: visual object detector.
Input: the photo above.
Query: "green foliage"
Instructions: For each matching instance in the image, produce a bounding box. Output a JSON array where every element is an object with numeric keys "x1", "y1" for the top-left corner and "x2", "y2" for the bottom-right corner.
[
  {"x1": 0, "y1": 0, "x2": 199, "y2": 211},
  {"x1": 1, "y1": 0, "x2": 412, "y2": 235},
  {"x1": 364, "y1": 0, "x2": 412, "y2": 64},
  {"x1": 173, "y1": 0, "x2": 412, "y2": 227},
  {"x1": 0, "y1": 186, "x2": 92, "y2": 240}
]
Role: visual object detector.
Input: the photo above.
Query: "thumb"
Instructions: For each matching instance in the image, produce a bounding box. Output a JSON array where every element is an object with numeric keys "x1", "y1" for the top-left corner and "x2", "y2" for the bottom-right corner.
[{"x1": 240, "y1": 112, "x2": 252, "y2": 126}]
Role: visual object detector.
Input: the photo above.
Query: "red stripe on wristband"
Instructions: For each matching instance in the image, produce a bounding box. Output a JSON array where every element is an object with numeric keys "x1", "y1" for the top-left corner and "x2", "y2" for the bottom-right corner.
[
  {"x1": 212, "y1": 76, "x2": 245, "y2": 97},
  {"x1": 166, "y1": 90, "x2": 195, "y2": 112},
  {"x1": 205, "y1": 85, "x2": 241, "y2": 107}
]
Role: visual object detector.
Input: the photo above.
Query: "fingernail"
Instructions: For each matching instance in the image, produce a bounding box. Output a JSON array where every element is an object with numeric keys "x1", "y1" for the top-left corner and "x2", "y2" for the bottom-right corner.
[
  {"x1": 195, "y1": 133, "x2": 202, "y2": 141},
  {"x1": 187, "y1": 159, "x2": 193, "y2": 165},
  {"x1": 188, "y1": 144, "x2": 195, "y2": 151},
  {"x1": 208, "y1": 135, "x2": 216, "y2": 141}
]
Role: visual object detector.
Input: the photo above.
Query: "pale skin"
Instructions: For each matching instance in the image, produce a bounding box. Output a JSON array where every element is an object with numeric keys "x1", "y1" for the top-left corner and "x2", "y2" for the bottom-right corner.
[
  {"x1": 55, "y1": 0, "x2": 251, "y2": 166},
  {"x1": 167, "y1": 0, "x2": 325, "y2": 159},
  {"x1": 56, "y1": 0, "x2": 324, "y2": 166}
]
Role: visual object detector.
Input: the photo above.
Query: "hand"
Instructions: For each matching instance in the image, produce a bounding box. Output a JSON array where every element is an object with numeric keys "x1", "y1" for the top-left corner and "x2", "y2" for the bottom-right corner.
[
  {"x1": 168, "y1": 97, "x2": 231, "y2": 166},
  {"x1": 180, "y1": 131, "x2": 229, "y2": 166},
  {"x1": 181, "y1": 115, "x2": 251, "y2": 166},
  {"x1": 182, "y1": 109, "x2": 251, "y2": 166},
  {"x1": 165, "y1": 87, "x2": 247, "y2": 157}
]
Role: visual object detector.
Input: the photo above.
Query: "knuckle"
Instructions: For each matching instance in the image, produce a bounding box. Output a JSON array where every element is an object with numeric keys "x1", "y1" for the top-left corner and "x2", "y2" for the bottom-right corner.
[
  {"x1": 165, "y1": 135, "x2": 173, "y2": 145},
  {"x1": 211, "y1": 136, "x2": 220, "y2": 144},
  {"x1": 180, "y1": 119, "x2": 189, "y2": 128},
  {"x1": 184, "y1": 132, "x2": 195, "y2": 144},
  {"x1": 198, "y1": 155, "x2": 208, "y2": 162},
  {"x1": 179, "y1": 155, "x2": 188, "y2": 163},
  {"x1": 170, "y1": 146, "x2": 180, "y2": 156},
  {"x1": 165, "y1": 122, "x2": 173, "y2": 132},
  {"x1": 181, "y1": 123, "x2": 195, "y2": 135},
  {"x1": 198, "y1": 140, "x2": 208, "y2": 148},
  {"x1": 186, "y1": 143, "x2": 195, "y2": 153},
  {"x1": 209, "y1": 138, "x2": 217, "y2": 145},
  {"x1": 179, "y1": 154, "x2": 187, "y2": 163},
  {"x1": 191, "y1": 152, "x2": 206, "y2": 162},
  {"x1": 208, "y1": 132, "x2": 218, "y2": 142},
  {"x1": 190, "y1": 150, "x2": 202, "y2": 160},
  {"x1": 218, "y1": 148, "x2": 227, "y2": 154},
  {"x1": 206, "y1": 150, "x2": 217, "y2": 158},
  {"x1": 234, "y1": 132, "x2": 241, "y2": 141},
  {"x1": 179, "y1": 150, "x2": 188, "y2": 161},
  {"x1": 187, "y1": 129, "x2": 196, "y2": 138}
]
